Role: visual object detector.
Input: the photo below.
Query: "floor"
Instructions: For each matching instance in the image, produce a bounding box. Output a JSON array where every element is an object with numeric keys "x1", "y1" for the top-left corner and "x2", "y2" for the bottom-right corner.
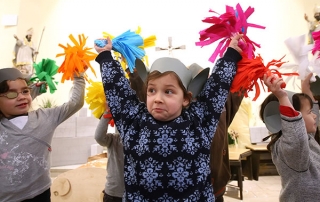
[
  {"x1": 224, "y1": 176, "x2": 281, "y2": 202},
  {"x1": 51, "y1": 165, "x2": 281, "y2": 202}
]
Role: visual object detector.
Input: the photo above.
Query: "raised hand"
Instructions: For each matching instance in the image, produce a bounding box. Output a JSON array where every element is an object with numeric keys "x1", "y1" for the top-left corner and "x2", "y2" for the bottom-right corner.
[
  {"x1": 94, "y1": 36, "x2": 112, "y2": 53},
  {"x1": 229, "y1": 34, "x2": 243, "y2": 53},
  {"x1": 263, "y1": 73, "x2": 286, "y2": 100}
]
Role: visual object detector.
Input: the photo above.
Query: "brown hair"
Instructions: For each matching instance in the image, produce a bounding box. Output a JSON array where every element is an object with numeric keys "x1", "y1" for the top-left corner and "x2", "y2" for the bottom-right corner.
[
  {"x1": 127, "y1": 69, "x2": 147, "y2": 102},
  {"x1": 260, "y1": 93, "x2": 313, "y2": 152},
  {"x1": 146, "y1": 71, "x2": 192, "y2": 107}
]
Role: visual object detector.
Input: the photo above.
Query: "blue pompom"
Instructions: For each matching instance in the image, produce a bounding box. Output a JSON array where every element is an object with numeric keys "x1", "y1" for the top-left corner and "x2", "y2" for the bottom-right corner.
[{"x1": 94, "y1": 39, "x2": 108, "y2": 48}]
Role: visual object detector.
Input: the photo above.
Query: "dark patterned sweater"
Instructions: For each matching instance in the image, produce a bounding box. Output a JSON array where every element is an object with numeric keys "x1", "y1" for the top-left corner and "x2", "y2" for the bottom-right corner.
[{"x1": 96, "y1": 48, "x2": 241, "y2": 201}]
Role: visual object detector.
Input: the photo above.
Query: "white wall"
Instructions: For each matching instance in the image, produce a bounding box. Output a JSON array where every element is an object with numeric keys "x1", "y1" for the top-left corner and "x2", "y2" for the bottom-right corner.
[{"x1": 1, "y1": 0, "x2": 319, "y2": 125}]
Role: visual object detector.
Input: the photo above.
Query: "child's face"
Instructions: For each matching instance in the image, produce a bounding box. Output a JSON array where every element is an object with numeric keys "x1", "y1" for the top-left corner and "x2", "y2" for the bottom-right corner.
[
  {"x1": 146, "y1": 74, "x2": 189, "y2": 121},
  {"x1": 300, "y1": 99, "x2": 317, "y2": 133},
  {"x1": 0, "y1": 79, "x2": 32, "y2": 118}
]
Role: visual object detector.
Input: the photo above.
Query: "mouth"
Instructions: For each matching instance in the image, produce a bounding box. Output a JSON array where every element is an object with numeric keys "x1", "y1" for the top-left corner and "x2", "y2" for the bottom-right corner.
[
  {"x1": 16, "y1": 103, "x2": 28, "y2": 108},
  {"x1": 153, "y1": 108, "x2": 164, "y2": 113}
]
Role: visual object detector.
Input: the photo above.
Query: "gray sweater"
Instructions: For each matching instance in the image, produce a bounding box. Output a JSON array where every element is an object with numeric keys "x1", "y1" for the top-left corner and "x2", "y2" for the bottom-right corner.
[
  {"x1": 272, "y1": 103, "x2": 320, "y2": 202},
  {"x1": 0, "y1": 76, "x2": 85, "y2": 202},
  {"x1": 94, "y1": 115, "x2": 124, "y2": 198}
]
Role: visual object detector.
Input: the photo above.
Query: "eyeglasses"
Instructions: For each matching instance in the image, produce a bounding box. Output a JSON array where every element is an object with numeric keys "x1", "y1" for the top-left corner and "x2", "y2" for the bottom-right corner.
[{"x1": 0, "y1": 88, "x2": 31, "y2": 99}]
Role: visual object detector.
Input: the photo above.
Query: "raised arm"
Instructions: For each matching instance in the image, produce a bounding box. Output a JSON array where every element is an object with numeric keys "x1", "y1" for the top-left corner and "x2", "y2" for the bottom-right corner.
[
  {"x1": 94, "y1": 109, "x2": 117, "y2": 148},
  {"x1": 191, "y1": 35, "x2": 242, "y2": 138},
  {"x1": 94, "y1": 38, "x2": 144, "y2": 136},
  {"x1": 264, "y1": 74, "x2": 310, "y2": 171}
]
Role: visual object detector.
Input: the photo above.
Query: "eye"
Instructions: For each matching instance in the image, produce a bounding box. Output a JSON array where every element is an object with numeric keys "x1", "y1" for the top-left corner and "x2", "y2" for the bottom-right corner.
[
  {"x1": 6, "y1": 92, "x2": 18, "y2": 99},
  {"x1": 147, "y1": 88, "x2": 155, "y2": 93},
  {"x1": 165, "y1": 90, "x2": 173, "y2": 94},
  {"x1": 22, "y1": 89, "x2": 31, "y2": 94}
]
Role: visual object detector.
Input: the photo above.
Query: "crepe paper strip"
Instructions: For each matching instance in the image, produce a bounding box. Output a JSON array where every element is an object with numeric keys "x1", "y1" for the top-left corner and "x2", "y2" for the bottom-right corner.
[
  {"x1": 140, "y1": 35, "x2": 157, "y2": 67},
  {"x1": 56, "y1": 34, "x2": 97, "y2": 83},
  {"x1": 94, "y1": 39, "x2": 107, "y2": 48},
  {"x1": 312, "y1": 30, "x2": 320, "y2": 57},
  {"x1": 102, "y1": 30, "x2": 145, "y2": 73},
  {"x1": 309, "y1": 52, "x2": 320, "y2": 81},
  {"x1": 85, "y1": 80, "x2": 107, "y2": 119},
  {"x1": 284, "y1": 35, "x2": 314, "y2": 80},
  {"x1": 102, "y1": 32, "x2": 115, "y2": 40},
  {"x1": 110, "y1": 30, "x2": 145, "y2": 73},
  {"x1": 230, "y1": 54, "x2": 299, "y2": 101},
  {"x1": 102, "y1": 28, "x2": 155, "y2": 72},
  {"x1": 31, "y1": 58, "x2": 59, "y2": 94},
  {"x1": 196, "y1": 3, "x2": 265, "y2": 63},
  {"x1": 134, "y1": 26, "x2": 156, "y2": 67},
  {"x1": 103, "y1": 111, "x2": 115, "y2": 127}
]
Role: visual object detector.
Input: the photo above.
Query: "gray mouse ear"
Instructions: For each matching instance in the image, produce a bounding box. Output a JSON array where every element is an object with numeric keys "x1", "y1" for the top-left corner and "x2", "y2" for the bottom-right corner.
[
  {"x1": 135, "y1": 59, "x2": 148, "y2": 82},
  {"x1": 263, "y1": 101, "x2": 281, "y2": 133},
  {"x1": 263, "y1": 90, "x2": 296, "y2": 133},
  {"x1": 187, "y1": 63, "x2": 209, "y2": 98}
]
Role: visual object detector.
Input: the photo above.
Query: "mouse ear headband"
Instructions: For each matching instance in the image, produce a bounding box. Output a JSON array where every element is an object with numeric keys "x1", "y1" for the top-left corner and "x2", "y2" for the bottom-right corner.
[
  {"x1": 0, "y1": 68, "x2": 31, "y2": 83},
  {"x1": 263, "y1": 90, "x2": 295, "y2": 133},
  {"x1": 136, "y1": 58, "x2": 209, "y2": 97}
]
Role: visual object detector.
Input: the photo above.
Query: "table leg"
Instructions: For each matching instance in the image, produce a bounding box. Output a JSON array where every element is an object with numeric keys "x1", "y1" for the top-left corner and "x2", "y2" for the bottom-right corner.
[{"x1": 251, "y1": 152, "x2": 260, "y2": 181}]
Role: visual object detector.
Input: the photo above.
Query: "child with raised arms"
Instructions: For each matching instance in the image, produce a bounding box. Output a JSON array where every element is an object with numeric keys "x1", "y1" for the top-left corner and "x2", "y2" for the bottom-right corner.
[{"x1": 94, "y1": 35, "x2": 242, "y2": 201}]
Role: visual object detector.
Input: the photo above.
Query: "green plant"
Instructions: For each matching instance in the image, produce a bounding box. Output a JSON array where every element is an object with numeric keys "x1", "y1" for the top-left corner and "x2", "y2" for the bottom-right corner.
[{"x1": 39, "y1": 98, "x2": 57, "y2": 108}]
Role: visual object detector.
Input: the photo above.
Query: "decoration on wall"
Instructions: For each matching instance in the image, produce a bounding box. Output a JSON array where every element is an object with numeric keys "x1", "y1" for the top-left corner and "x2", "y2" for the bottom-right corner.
[
  {"x1": 31, "y1": 58, "x2": 59, "y2": 93},
  {"x1": 155, "y1": 36, "x2": 185, "y2": 57},
  {"x1": 56, "y1": 34, "x2": 97, "y2": 83}
]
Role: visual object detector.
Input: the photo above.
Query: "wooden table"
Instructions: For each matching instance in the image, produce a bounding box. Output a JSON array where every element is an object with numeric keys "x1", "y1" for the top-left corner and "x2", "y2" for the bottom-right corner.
[
  {"x1": 228, "y1": 147, "x2": 252, "y2": 200},
  {"x1": 245, "y1": 144, "x2": 270, "y2": 181}
]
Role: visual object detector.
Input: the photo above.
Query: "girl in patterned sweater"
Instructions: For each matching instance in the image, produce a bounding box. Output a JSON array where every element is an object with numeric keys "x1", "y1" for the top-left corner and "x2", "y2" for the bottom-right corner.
[{"x1": 94, "y1": 35, "x2": 242, "y2": 201}]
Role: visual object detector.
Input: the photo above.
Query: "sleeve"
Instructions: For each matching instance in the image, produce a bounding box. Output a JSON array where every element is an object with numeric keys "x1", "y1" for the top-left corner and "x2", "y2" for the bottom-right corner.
[
  {"x1": 94, "y1": 112, "x2": 114, "y2": 148},
  {"x1": 45, "y1": 75, "x2": 85, "y2": 126},
  {"x1": 96, "y1": 51, "x2": 144, "y2": 137},
  {"x1": 277, "y1": 112, "x2": 310, "y2": 171},
  {"x1": 279, "y1": 105, "x2": 299, "y2": 117},
  {"x1": 189, "y1": 48, "x2": 242, "y2": 139}
]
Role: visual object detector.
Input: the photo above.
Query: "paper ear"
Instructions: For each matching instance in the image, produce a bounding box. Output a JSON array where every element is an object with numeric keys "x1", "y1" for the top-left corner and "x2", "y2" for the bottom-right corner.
[
  {"x1": 135, "y1": 59, "x2": 148, "y2": 82},
  {"x1": 188, "y1": 68, "x2": 209, "y2": 98}
]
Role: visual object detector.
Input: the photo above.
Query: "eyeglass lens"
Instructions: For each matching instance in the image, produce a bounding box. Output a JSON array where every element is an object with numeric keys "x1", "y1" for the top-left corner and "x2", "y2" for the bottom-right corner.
[{"x1": 4, "y1": 89, "x2": 31, "y2": 99}]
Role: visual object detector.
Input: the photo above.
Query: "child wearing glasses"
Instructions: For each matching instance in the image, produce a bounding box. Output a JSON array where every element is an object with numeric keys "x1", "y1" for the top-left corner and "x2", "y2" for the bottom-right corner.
[{"x1": 0, "y1": 67, "x2": 86, "y2": 202}]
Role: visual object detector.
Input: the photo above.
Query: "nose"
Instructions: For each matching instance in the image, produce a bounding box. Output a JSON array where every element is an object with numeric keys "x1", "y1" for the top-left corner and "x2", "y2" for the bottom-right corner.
[{"x1": 154, "y1": 92, "x2": 163, "y2": 103}]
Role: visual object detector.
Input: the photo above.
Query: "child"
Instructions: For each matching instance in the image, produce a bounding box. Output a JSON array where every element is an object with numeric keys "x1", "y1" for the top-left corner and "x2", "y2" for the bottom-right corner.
[
  {"x1": 260, "y1": 73, "x2": 320, "y2": 201},
  {"x1": 95, "y1": 68, "x2": 146, "y2": 202},
  {"x1": 94, "y1": 35, "x2": 242, "y2": 201},
  {"x1": 0, "y1": 67, "x2": 85, "y2": 202}
]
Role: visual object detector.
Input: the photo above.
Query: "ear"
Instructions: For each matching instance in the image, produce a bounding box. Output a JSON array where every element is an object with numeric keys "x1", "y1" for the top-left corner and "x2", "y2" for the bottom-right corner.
[{"x1": 182, "y1": 92, "x2": 193, "y2": 107}]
